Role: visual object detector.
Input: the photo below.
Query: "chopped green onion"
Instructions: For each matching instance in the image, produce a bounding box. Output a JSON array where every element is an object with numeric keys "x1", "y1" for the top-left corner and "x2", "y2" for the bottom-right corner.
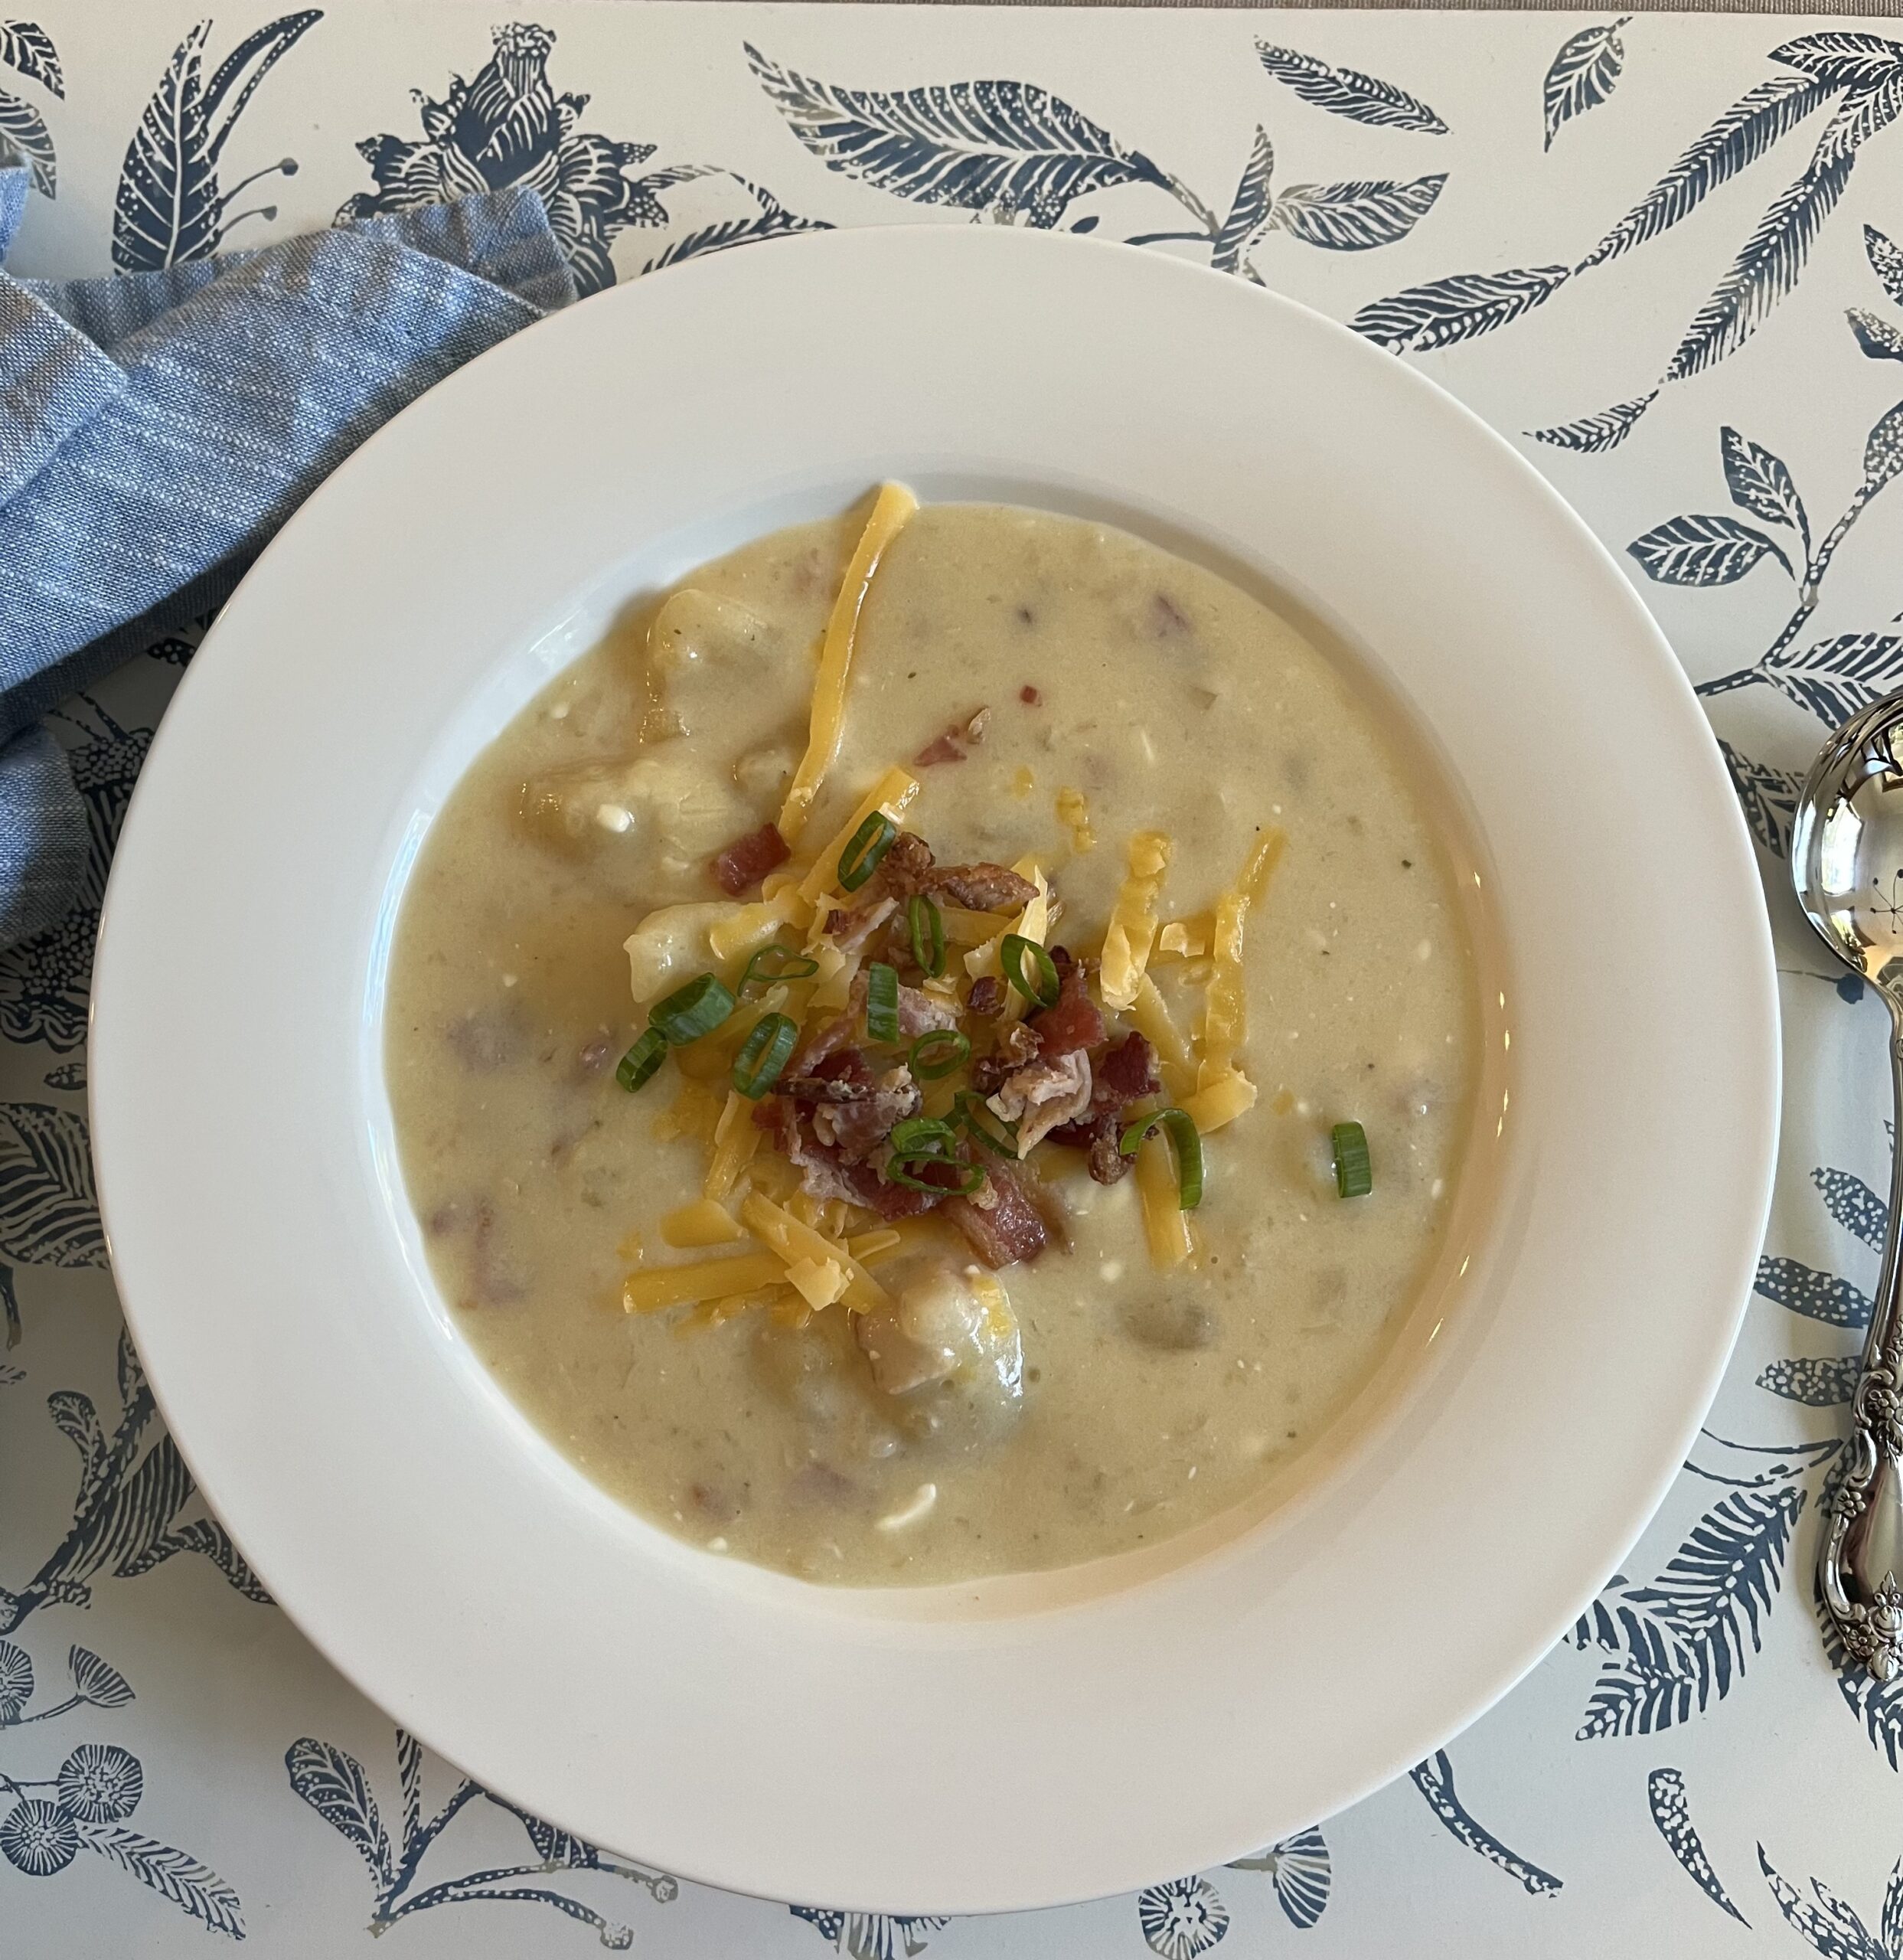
[
  {"x1": 1119, "y1": 1106, "x2": 1204, "y2": 1210},
  {"x1": 887, "y1": 1115, "x2": 959, "y2": 1158},
  {"x1": 952, "y1": 1089, "x2": 1020, "y2": 1158},
  {"x1": 1000, "y1": 933, "x2": 1060, "y2": 1008},
  {"x1": 837, "y1": 813, "x2": 897, "y2": 893},
  {"x1": 886, "y1": 1153, "x2": 987, "y2": 1196},
  {"x1": 615, "y1": 1026, "x2": 668, "y2": 1093},
  {"x1": 1331, "y1": 1121, "x2": 1373, "y2": 1199},
  {"x1": 907, "y1": 893, "x2": 947, "y2": 978},
  {"x1": 739, "y1": 944, "x2": 818, "y2": 996},
  {"x1": 909, "y1": 1029, "x2": 971, "y2": 1081},
  {"x1": 732, "y1": 1013, "x2": 798, "y2": 1099},
  {"x1": 648, "y1": 972, "x2": 736, "y2": 1046},
  {"x1": 865, "y1": 962, "x2": 900, "y2": 1044}
]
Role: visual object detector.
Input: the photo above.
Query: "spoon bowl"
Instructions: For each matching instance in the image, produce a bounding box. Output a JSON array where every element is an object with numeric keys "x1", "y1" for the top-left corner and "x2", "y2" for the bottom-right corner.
[{"x1": 1793, "y1": 692, "x2": 1903, "y2": 1678}]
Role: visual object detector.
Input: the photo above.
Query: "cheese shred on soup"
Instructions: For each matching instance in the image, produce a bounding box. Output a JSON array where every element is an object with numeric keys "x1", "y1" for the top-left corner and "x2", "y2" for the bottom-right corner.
[{"x1": 385, "y1": 492, "x2": 1482, "y2": 1583}]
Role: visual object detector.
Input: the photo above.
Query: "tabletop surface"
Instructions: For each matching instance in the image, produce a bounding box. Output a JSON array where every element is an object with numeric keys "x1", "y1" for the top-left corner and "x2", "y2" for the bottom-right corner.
[{"x1": 4, "y1": 6, "x2": 1901, "y2": 1955}]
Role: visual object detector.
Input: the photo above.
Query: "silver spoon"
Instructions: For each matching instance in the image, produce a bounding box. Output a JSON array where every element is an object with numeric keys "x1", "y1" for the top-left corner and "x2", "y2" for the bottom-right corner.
[{"x1": 1793, "y1": 693, "x2": 1903, "y2": 1679}]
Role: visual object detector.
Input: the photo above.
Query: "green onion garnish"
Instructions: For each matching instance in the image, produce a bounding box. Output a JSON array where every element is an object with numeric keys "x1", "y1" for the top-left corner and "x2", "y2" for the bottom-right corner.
[
  {"x1": 1119, "y1": 1107, "x2": 1205, "y2": 1209},
  {"x1": 1331, "y1": 1121, "x2": 1373, "y2": 1199},
  {"x1": 886, "y1": 1153, "x2": 986, "y2": 1196},
  {"x1": 909, "y1": 1028, "x2": 970, "y2": 1080},
  {"x1": 887, "y1": 1115, "x2": 959, "y2": 1158},
  {"x1": 648, "y1": 972, "x2": 736, "y2": 1046},
  {"x1": 865, "y1": 962, "x2": 900, "y2": 1044},
  {"x1": 1000, "y1": 933, "x2": 1060, "y2": 1008},
  {"x1": 837, "y1": 813, "x2": 897, "y2": 893},
  {"x1": 615, "y1": 1026, "x2": 668, "y2": 1093},
  {"x1": 952, "y1": 1089, "x2": 1020, "y2": 1158},
  {"x1": 732, "y1": 1012, "x2": 798, "y2": 1099},
  {"x1": 739, "y1": 944, "x2": 818, "y2": 996},
  {"x1": 907, "y1": 893, "x2": 947, "y2": 978}
]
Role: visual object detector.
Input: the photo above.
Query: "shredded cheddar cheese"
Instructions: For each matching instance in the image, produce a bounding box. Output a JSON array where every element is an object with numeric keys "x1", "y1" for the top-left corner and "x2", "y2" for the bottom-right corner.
[
  {"x1": 1183, "y1": 1069, "x2": 1258, "y2": 1134},
  {"x1": 785, "y1": 1256, "x2": 849, "y2": 1311},
  {"x1": 739, "y1": 1194, "x2": 890, "y2": 1313},
  {"x1": 847, "y1": 1228, "x2": 903, "y2": 1265},
  {"x1": 795, "y1": 766, "x2": 921, "y2": 907},
  {"x1": 964, "y1": 858, "x2": 1049, "y2": 1023},
  {"x1": 659, "y1": 1197, "x2": 744, "y2": 1248},
  {"x1": 623, "y1": 1251, "x2": 785, "y2": 1313},
  {"x1": 1200, "y1": 828, "x2": 1285, "y2": 1084},
  {"x1": 1157, "y1": 914, "x2": 1212, "y2": 960},
  {"x1": 707, "y1": 891, "x2": 805, "y2": 966},
  {"x1": 1100, "y1": 830, "x2": 1172, "y2": 1011},
  {"x1": 1134, "y1": 1133, "x2": 1193, "y2": 1270},
  {"x1": 702, "y1": 1090, "x2": 761, "y2": 1200},
  {"x1": 778, "y1": 484, "x2": 919, "y2": 845}
]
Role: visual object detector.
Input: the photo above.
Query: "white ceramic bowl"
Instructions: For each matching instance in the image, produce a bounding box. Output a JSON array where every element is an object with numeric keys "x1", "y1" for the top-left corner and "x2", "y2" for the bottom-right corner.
[{"x1": 90, "y1": 227, "x2": 1777, "y2": 1914}]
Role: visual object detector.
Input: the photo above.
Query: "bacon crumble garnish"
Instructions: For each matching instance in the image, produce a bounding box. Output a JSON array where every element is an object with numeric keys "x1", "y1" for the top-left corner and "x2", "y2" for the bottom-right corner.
[
  {"x1": 914, "y1": 707, "x2": 991, "y2": 769},
  {"x1": 1027, "y1": 946, "x2": 1105, "y2": 1057},
  {"x1": 929, "y1": 864, "x2": 1039, "y2": 913},
  {"x1": 711, "y1": 822, "x2": 790, "y2": 896},
  {"x1": 945, "y1": 1168, "x2": 1049, "y2": 1268},
  {"x1": 966, "y1": 975, "x2": 1006, "y2": 1018},
  {"x1": 1020, "y1": 685, "x2": 1041, "y2": 705},
  {"x1": 1047, "y1": 1031, "x2": 1160, "y2": 1184}
]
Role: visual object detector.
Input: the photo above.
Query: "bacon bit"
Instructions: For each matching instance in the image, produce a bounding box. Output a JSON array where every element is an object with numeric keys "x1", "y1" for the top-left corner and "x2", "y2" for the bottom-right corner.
[
  {"x1": 1029, "y1": 947, "x2": 1105, "y2": 1057},
  {"x1": 1097, "y1": 1031, "x2": 1160, "y2": 1103},
  {"x1": 826, "y1": 893, "x2": 897, "y2": 953},
  {"x1": 929, "y1": 863, "x2": 1039, "y2": 913},
  {"x1": 896, "y1": 983, "x2": 959, "y2": 1038},
  {"x1": 782, "y1": 1048, "x2": 876, "y2": 1103},
  {"x1": 1048, "y1": 1031, "x2": 1159, "y2": 1184},
  {"x1": 945, "y1": 1170, "x2": 1048, "y2": 1268},
  {"x1": 915, "y1": 729, "x2": 966, "y2": 767},
  {"x1": 1020, "y1": 684, "x2": 1041, "y2": 705},
  {"x1": 711, "y1": 822, "x2": 790, "y2": 896},
  {"x1": 987, "y1": 1051, "x2": 1092, "y2": 1155},
  {"x1": 966, "y1": 975, "x2": 1006, "y2": 1018},
  {"x1": 813, "y1": 1067, "x2": 920, "y2": 1161}
]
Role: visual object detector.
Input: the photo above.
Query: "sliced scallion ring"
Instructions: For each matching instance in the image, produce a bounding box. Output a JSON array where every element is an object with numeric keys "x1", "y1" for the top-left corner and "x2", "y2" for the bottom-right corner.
[
  {"x1": 648, "y1": 972, "x2": 736, "y2": 1046},
  {"x1": 837, "y1": 812, "x2": 897, "y2": 893},
  {"x1": 865, "y1": 962, "x2": 900, "y2": 1044},
  {"x1": 1331, "y1": 1121, "x2": 1373, "y2": 1199},
  {"x1": 1000, "y1": 933, "x2": 1059, "y2": 1008},
  {"x1": 952, "y1": 1089, "x2": 1019, "y2": 1158},
  {"x1": 615, "y1": 1026, "x2": 668, "y2": 1093},
  {"x1": 732, "y1": 1013, "x2": 798, "y2": 1099},
  {"x1": 907, "y1": 893, "x2": 946, "y2": 978},
  {"x1": 887, "y1": 1115, "x2": 959, "y2": 1158},
  {"x1": 739, "y1": 944, "x2": 818, "y2": 996},
  {"x1": 885, "y1": 1153, "x2": 986, "y2": 1196},
  {"x1": 909, "y1": 1029, "x2": 970, "y2": 1081},
  {"x1": 1118, "y1": 1106, "x2": 1204, "y2": 1209}
]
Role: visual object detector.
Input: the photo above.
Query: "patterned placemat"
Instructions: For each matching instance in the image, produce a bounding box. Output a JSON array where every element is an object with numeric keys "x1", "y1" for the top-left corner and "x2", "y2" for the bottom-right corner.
[{"x1": 4, "y1": 6, "x2": 1903, "y2": 1954}]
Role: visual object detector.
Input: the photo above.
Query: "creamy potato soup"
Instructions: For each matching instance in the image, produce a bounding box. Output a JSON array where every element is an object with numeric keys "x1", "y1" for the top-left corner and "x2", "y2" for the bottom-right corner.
[{"x1": 386, "y1": 494, "x2": 1480, "y2": 1583}]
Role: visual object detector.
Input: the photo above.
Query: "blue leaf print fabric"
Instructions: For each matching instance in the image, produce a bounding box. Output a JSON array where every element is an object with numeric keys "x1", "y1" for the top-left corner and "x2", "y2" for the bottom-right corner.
[{"x1": 0, "y1": 168, "x2": 576, "y2": 951}]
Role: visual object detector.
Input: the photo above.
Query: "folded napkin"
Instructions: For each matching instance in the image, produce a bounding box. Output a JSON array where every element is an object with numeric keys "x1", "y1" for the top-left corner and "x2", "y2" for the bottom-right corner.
[{"x1": 0, "y1": 165, "x2": 579, "y2": 951}]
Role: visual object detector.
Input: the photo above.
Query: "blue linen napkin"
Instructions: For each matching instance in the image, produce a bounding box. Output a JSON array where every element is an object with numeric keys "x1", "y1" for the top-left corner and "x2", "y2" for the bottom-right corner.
[{"x1": 0, "y1": 164, "x2": 579, "y2": 949}]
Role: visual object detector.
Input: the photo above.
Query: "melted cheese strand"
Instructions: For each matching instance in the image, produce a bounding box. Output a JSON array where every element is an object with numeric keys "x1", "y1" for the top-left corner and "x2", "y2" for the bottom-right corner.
[
  {"x1": 703, "y1": 1090, "x2": 762, "y2": 1200},
  {"x1": 1200, "y1": 828, "x2": 1285, "y2": 1083},
  {"x1": 778, "y1": 484, "x2": 919, "y2": 845},
  {"x1": 1134, "y1": 1133, "x2": 1193, "y2": 1269},
  {"x1": 1100, "y1": 831, "x2": 1172, "y2": 1011}
]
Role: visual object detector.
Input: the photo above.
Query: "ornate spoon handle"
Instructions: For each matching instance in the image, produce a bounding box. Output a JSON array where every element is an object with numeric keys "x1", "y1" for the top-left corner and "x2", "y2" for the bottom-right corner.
[{"x1": 1820, "y1": 1010, "x2": 1903, "y2": 1679}]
